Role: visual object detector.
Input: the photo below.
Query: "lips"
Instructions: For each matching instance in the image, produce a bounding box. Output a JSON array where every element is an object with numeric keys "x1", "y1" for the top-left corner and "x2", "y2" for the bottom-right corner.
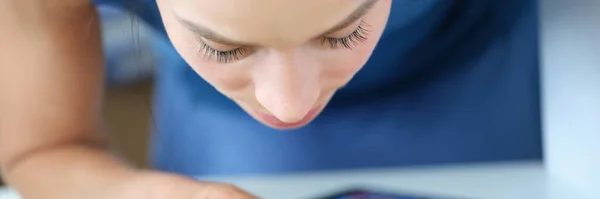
[{"x1": 254, "y1": 104, "x2": 324, "y2": 129}]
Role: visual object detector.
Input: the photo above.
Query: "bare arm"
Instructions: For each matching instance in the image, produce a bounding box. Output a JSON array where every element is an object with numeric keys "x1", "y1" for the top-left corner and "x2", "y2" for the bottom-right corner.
[
  {"x1": 0, "y1": 0, "x2": 133, "y2": 197},
  {"x1": 0, "y1": 2, "x2": 259, "y2": 198}
]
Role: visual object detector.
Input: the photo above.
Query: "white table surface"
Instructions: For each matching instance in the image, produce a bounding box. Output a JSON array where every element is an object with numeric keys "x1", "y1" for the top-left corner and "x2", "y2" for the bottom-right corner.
[{"x1": 0, "y1": 161, "x2": 593, "y2": 199}]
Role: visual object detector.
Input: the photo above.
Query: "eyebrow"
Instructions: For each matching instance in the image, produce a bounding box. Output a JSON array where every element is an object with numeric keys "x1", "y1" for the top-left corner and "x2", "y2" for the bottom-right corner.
[{"x1": 175, "y1": 0, "x2": 379, "y2": 46}]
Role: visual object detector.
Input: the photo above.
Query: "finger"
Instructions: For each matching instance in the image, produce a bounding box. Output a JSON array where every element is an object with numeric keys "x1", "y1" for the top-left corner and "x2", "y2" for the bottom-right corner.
[
  {"x1": 156, "y1": 175, "x2": 259, "y2": 199},
  {"x1": 145, "y1": 172, "x2": 259, "y2": 199},
  {"x1": 192, "y1": 182, "x2": 259, "y2": 199}
]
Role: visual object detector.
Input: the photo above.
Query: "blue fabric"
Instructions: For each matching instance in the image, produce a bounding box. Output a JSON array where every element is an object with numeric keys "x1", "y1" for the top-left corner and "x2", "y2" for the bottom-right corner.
[{"x1": 95, "y1": 0, "x2": 542, "y2": 176}]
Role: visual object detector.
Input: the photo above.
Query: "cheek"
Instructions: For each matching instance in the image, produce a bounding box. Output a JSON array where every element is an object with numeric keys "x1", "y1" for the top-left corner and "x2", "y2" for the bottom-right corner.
[
  {"x1": 319, "y1": 53, "x2": 367, "y2": 90},
  {"x1": 319, "y1": 34, "x2": 381, "y2": 90},
  {"x1": 318, "y1": 1, "x2": 389, "y2": 90}
]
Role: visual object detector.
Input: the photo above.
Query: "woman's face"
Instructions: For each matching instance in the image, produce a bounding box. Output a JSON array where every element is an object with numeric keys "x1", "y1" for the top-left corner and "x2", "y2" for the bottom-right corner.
[{"x1": 156, "y1": 0, "x2": 391, "y2": 129}]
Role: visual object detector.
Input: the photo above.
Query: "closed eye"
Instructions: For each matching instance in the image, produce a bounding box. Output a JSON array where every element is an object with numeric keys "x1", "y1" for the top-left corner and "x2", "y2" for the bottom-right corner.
[
  {"x1": 320, "y1": 20, "x2": 371, "y2": 50},
  {"x1": 195, "y1": 21, "x2": 371, "y2": 63}
]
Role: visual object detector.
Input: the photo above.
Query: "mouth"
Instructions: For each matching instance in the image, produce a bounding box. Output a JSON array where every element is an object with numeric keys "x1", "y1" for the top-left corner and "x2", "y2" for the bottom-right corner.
[{"x1": 253, "y1": 104, "x2": 325, "y2": 129}]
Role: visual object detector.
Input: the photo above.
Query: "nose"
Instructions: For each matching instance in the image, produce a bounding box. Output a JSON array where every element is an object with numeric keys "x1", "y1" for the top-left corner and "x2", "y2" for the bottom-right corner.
[{"x1": 254, "y1": 50, "x2": 320, "y2": 123}]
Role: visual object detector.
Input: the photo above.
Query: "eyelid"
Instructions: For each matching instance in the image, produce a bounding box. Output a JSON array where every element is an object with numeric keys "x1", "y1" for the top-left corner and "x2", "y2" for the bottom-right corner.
[
  {"x1": 201, "y1": 37, "x2": 241, "y2": 51},
  {"x1": 320, "y1": 20, "x2": 370, "y2": 50},
  {"x1": 323, "y1": 20, "x2": 363, "y2": 38},
  {"x1": 197, "y1": 40, "x2": 251, "y2": 63},
  {"x1": 194, "y1": 20, "x2": 370, "y2": 63}
]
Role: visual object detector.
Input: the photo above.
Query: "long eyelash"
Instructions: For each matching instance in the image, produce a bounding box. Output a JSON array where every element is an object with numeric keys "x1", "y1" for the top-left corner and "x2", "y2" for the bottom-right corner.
[
  {"x1": 321, "y1": 21, "x2": 371, "y2": 50},
  {"x1": 197, "y1": 41, "x2": 248, "y2": 63},
  {"x1": 197, "y1": 21, "x2": 371, "y2": 62}
]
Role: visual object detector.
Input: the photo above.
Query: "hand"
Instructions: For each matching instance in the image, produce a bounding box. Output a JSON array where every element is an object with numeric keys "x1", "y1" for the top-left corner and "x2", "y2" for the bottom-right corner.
[
  {"x1": 102, "y1": 171, "x2": 259, "y2": 199},
  {"x1": 17, "y1": 170, "x2": 259, "y2": 199}
]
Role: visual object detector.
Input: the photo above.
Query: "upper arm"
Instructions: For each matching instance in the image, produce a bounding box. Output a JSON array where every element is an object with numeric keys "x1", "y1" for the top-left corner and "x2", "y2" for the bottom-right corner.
[{"x1": 0, "y1": 0, "x2": 106, "y2": 173}]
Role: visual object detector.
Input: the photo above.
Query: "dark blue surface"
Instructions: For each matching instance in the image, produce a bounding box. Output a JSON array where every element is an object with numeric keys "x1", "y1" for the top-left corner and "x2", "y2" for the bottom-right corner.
[
  {"x1": 95, "y1": 0, "x2": 542, "y2": 176},
  {"x1": 322, "y1": 189, "x2": 456, "y2": 199}
]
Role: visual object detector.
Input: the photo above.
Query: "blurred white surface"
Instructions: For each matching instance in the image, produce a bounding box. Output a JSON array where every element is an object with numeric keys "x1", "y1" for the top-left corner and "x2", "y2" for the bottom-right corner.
[
  {"x1": 0, "y1": 161, "x2": 593, "y2": 199},
  {"x1": 540, "y1": 0, "x2": 600, "y2": 197},
  {"x1": 0, "y1": 187, "x2": 16, "y2": 199},
  {"x1": 1, "y1": 161, "x2": 590, "y2": 199},
  {"x1": 196, "y1": 161, "x2": 586, "y2": 199}
]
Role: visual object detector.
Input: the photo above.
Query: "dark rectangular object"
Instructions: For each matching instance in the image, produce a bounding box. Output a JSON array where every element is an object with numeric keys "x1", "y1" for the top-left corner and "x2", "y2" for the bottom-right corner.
[{"x1": 312, "y1": 187, "x2": 469, "y2": 199}]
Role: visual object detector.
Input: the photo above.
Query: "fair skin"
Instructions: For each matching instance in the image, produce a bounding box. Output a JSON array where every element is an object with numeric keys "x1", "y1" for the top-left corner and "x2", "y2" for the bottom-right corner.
[
  {"x1": 159, "y1": 0, "x2": 391, "y2": 129},
  {"x1": 0, "y1": 0, "x2": 391, "y2": 198}
]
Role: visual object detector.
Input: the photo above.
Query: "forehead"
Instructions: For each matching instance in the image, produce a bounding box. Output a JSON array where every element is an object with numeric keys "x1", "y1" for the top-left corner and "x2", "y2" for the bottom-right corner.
[{"x1": 169, "y1": 0, "x2": 366, "y2": 46}]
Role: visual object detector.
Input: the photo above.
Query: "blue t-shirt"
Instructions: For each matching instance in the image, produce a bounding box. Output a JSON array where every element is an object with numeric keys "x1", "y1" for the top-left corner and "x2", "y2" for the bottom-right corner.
[{"x1": 95, "y1": 0, "x2": 542, "y2": 176}]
